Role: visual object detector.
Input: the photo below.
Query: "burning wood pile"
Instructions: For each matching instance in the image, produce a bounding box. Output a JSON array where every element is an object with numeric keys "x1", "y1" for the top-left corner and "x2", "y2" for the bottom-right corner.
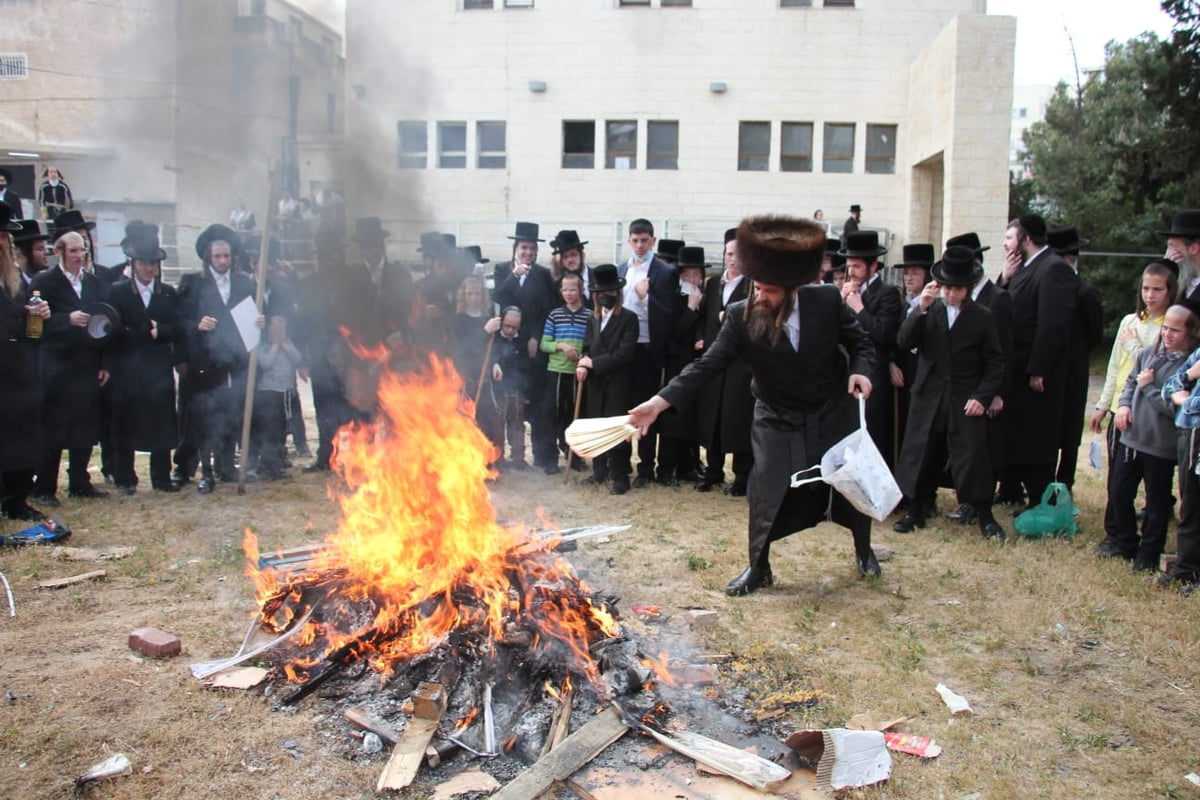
[{"x1": 217, "y1": 357, "x2": 796, "y2": 795}]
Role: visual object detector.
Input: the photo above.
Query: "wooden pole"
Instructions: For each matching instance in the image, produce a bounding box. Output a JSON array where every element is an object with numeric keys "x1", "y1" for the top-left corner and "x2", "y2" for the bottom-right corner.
[
  {"x1": 236, "y1": 175, "x2": 276, "y2": 495},
  {"x1": 473, "y1": 331, "x2": 495, "y2": 407},
  {"x1": 564, "y1": 377, "x2": 584, "y2": 482}
]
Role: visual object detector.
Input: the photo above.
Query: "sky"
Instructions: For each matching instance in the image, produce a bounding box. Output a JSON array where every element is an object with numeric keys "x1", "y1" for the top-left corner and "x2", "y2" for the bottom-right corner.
[
  {"x1": 295, "y1": 0, "x2": 1177, "y2": 88},
  {"x1": 988, "y1": 0, "x2": 1176, "y2": 86}
]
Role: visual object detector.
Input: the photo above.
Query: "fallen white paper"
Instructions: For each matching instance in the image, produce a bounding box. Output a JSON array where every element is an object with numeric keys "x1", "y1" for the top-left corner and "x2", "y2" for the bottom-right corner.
[
  {"x1": 935, "y1": 683, "x2": 973, "y2": 714},
  {"x1": 229, "y1": 296, "x2": 261, "y2": 354},
  {"x1": 1185, "y1": 772, "x2": 1200, "y2": 786}
]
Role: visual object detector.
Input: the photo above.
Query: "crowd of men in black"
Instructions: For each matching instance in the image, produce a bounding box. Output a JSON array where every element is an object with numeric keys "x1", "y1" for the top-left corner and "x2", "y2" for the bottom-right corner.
[{"x1": 4, "y1": 199, "x2": 1200, "y2": 594}]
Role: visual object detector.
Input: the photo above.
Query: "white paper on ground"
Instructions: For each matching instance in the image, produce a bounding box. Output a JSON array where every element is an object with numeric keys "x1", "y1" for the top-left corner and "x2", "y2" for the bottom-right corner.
[
  {"x1": 935, "y1": 683, "x2": 973, "y2": 714},
  {"x1": 229, "y1": 296, "x2": 260, "y2": 353},
  {"x1": 819, "y1": 729, "x2": 892, "y2": 790}
]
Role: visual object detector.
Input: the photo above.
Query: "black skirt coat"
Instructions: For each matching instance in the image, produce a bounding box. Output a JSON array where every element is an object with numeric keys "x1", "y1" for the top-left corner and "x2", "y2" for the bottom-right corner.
[
  {"x1": 582, "y1": 310, "x2": 638, "y2": 418},
  {"x1": 0, "y1": 280, "x2": 42, "y2": 470},
  {"x1": 106, "y1": 279, "x2": 179, "y2": 451}
]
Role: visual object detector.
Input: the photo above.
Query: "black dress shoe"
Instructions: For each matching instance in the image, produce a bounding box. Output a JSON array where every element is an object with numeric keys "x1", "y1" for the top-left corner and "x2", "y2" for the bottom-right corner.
[
  {"x1": 1096, "y1": 537, "x2": 1129, "y2": 558},
  {"x1": 153, "y1": 482, "x2": 182, "y2": 493},
  {"x1": 947, "y1": 503, "x2": 977, "y2": 524},
  {"x1": 980, "y1": 521, "x2": 1007, "y2": 541},
  {"x1": 543, "y1": 464, "x2": 561, "y2": 475},
  {"x1": 580, "y1": 475, "x2": 607, "y2": 486},
  {"x1": 197, "y1": 477, "x2": 215, "y2": 495},
  {"x1": 694, "y1": 479, "x2": 721, "y2": 493},
  {"x1": 857, "y1": 551, "x2": 882, "y2": 578},
  {"x1": 69, "y1": 485, "x2": 109, "y2": 499},
  {"x1": 724, "y1": 483, "x2": 747, "y2": 497},
  {"x1": 3, "y1": 503, "x2": 45, "y2": 521},
  {"x1": 610, "y1": 480, "x2": 630, "y2": 496},
  {"x1": 32, "y1": 493, "x2": 60, "y2": 508},
  {"x1": 302, "y1": 461, "x2": 331, "y2": 473},
  {"x1": 892, "y1": 513, "x2": 925, "y2": 533},
  {"x1": 725, "y1": 564, "x2": 774, "y2": 596},
  {"x1": 115, "y1": 485, "x2": 137, "y2": 496},
  {"x1": 171, "y1": 470, "x2": 192, "y2": 485},
  {"x1": 631, "y1": 475, "x2": 653, "y2": 489},
  {"x1": 1132, "y1": 556, "x2": 1159, "y2": 572}
]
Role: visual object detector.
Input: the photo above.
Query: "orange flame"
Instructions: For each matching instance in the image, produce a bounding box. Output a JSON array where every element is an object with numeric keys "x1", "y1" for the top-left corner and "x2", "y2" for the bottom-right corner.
[
  {"x1": 640, "y1": 651, "x2": 679, "y2": 688},
  {"x1": 246, "y1": 353, "x2": 620, "y2": 690}
]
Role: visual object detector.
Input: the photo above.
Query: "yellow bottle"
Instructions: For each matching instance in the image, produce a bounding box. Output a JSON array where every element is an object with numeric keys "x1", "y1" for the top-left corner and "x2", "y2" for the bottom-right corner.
[{"x1": 25, "y1": 290, "x2": 44, "y2": 339}]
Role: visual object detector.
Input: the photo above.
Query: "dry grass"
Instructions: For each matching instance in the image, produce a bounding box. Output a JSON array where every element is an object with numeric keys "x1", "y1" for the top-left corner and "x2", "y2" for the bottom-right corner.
[{"x1": 2, "y1": 389, "x2": 1200, "y2": 799}]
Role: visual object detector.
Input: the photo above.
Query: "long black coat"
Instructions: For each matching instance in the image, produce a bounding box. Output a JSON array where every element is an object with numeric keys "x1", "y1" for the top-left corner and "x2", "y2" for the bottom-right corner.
[
  {"x1": 660, "y1": 285, "x2": 876, "y2": 565},
  {"x1": 657, "y1": 291, "x2": 703, "y2": 440},
  {"x1": 1001, "y1": 248, "x2": 1079, "y2": 463},
  {"x1": 976, "y1": 279, "x2": 1014, "y2": 475},
  {"x1": 855, "y1": 275, "x2": 902, "y2": 465},
  {"x1": 29, "y1": 266, "x2": 106, "y2": 449},
  {"x1": 178, "y1": 268, "x2": 256, "y2": 391},
  {"x1": 106, "y1": 278, "x2": 179, "y2": 451},
  {"x1": 895, "y1": 300, "x2": 1005, "y2": 503},
  {"x1": 581, "y1": 309, "x2": 638, "y2": 418},
  {"x1": 1060, "y1": 277, "x2": 1104, "y2": 452},
  {"x1": 0, "y1": 280, "x2": 42, "y2": 470},
  {"x1": 695, "y1": 275, "x2": 752, "y2": 454}
]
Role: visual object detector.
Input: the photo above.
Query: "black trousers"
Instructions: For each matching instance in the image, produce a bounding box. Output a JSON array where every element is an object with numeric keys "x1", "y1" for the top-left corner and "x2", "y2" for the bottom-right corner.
[
  {"x1": 630, "y1": 345, "x2": 662, "y2": 478},
  {"x1": 287, "y1": 390, "x2": 309, "y2": 454},
  {"x1": 192, "y1": 384, "x2": 239, "y2": 480},
  {"x1": 251, "y1": 390, "x2": 288, "y2": 475},
  {"x1": 1171, "y1": 430, "x2": 1200, "y2": 583},
  {"x1": 36, "y1": 446, "x2": 95, "y2": 495},
  {"x1": 114, "y1": 449, "x2": 171, "y2": 489},
  {"x1": 173, "y1": 370, "x2": 199, "y2": 478},
  {"x1": 1, "y1": 469, "x2": 35, "y2": 512},
  {"x1": 542, "y1": 370, "x2": 579, "y2": 460},
  {"x1": 1109, "y1": 443, "x2": 1175, "y2": 564}
]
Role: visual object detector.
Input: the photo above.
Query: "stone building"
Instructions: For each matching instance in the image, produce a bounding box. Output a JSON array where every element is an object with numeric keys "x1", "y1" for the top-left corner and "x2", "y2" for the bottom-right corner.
[
  {"x1": 0, "y1": 0, "x2": 344, "y2": 275},
  {"x1": 343, "y1": 0, "x2": 1016, "y2": 262}
]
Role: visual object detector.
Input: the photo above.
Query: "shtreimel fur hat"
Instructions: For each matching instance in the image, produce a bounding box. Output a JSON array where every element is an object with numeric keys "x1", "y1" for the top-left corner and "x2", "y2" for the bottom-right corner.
[{"x1": 735, "y1": 215, "x2": 826, "y2": 287}]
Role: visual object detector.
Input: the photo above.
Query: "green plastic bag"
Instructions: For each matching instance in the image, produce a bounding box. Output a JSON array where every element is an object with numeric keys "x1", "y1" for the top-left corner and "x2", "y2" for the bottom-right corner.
[{"x1": 1014, "y1": 482, "x2": 1079, "y2": 538}]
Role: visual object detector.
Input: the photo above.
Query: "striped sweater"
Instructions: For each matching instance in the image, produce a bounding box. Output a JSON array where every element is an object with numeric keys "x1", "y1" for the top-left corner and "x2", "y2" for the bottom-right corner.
[{"x1": 540, "y1": 304, "x2": 591, "y2": 374}]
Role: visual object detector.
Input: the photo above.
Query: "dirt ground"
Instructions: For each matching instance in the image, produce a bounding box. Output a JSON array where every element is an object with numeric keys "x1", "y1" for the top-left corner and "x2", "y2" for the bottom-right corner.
[{"x1": 2, "y1": 383, "x2": 1200, "y2": 800}]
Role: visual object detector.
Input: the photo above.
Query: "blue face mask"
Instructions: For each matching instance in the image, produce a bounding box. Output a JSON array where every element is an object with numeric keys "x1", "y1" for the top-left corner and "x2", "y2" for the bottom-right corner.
[{"x1": 630, "y1": 250, "x2": 651, "y2": 266}]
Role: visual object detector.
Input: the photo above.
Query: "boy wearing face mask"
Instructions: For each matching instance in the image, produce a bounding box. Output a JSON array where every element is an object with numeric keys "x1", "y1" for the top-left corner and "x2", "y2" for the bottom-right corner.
[
  {"x1": 893, "y1": 246, "x2": 1007, "y2": 540},
  {"x1": 576, "y1": 264, "x2": 638, "y2": 494}
]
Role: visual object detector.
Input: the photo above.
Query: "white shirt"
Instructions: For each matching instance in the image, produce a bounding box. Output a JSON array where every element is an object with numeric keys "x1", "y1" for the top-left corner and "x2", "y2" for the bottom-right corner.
[
  {"x1": 722, "y1": 272, "x2": 744, "y2": 307},
  {"x1": 366, "y1": 256, "x2": 385, "y2": 287},
  {"x1": 946, "y1": 302, "x2": 961, "y2": 329},
  {"x1": 60, "y1": 264, "x2": 82, "y2": 298},
  {"x1": 622, "y1": 258, "x2": 651, "y2": 343},
  {"x1": 1023, "y1": 245, "x2": 1049, "y2": 268},
  {"x1": 600, "y1": 306, "x2": 614, "y2": 332},
  {"x1": 972, "y1": 277, "x2": 988, "y2": 301},
  {"x1": 136, "y1": 278, "x2": 154, "y2": 308},
  {"x1": 209, "y1": 266, "x2": 230, "y2": 304},
  {"x1": 783, "y1": 295, "x2": 800, "y2": 350}
]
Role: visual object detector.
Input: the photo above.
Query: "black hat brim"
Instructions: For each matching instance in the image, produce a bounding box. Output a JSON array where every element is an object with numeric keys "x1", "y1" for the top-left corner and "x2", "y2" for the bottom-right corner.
[
  {"x1": 82, "y1": 302, "x2": 121, "y2": 346},
  {"x1": 837, "y1": 246, "x2": 888, "y2": 259},
  {"x1": 930, "y1": 261, "x2": 983, "y2": 287},
  {"x1": 552, "y1": 241, "x2": 587, "y2": 254}
]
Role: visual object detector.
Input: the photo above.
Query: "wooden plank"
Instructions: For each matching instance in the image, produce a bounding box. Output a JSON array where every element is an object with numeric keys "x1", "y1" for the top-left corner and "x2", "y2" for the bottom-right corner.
[
  {"x1": 570, "y1": 759, "x2": 824, "y2": 800},
  {"x1": 376, "y1": 718, "x2": 440, "y2": 793},
  {"x1": 34, "y1": 570, "x2": 106, "y2": 589},
  {"x1": 490, "y1": 705, "x2": 630, "y2": 800},
  {"x1": 376, "y1": 682, "x2": 447, "y2": 792},
  {"x1": 343, "y1": 705, "x2": 401, "y2": 746}
]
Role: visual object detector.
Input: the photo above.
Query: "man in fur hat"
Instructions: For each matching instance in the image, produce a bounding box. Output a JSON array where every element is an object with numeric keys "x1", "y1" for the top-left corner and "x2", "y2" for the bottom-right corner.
[{"x1": 630, "y1": 215, "x2": 880, "y2": 596}]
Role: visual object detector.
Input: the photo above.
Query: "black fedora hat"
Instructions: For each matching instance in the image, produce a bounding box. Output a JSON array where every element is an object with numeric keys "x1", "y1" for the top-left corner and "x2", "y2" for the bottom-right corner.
[
  {"x1": 588, "y1": 263, "x2": 625, "y2": 293},
  {"x1": 1158, "y1": 209, "x2": 1200, "y2": 239},
  {"x1": 354, "y1": 217, "x2": 389, "y2": 243},
  {"x1": 931, "y1": 246, "x2": 984, "y2": 287},
  {"x1": 51, "y1": 209, "x2": 95, "y2": 239},
  {"x1": 737, "y1": 215, "x2": 826, "y2": 287},
  {"x1": 13, "y1": 218, "x2": 48, "y2": 242},
  {"x1": 1047, "y1": 226, "x2": 1090, "y2": 256},
  {"x1": 838, "y1": 230, "x2": 887, "y2": 260},
  {"x1": 895, "y1": 243, "x2": 935, "y2": 269},
  {"x1": 676, "y1": 246, "x2": 706, "y2": 271},
  {"x1": 83, "y1": 302, "x2": 121, "y2": 345},
  {"x1": 945, "y1": 231, "x2": 990, "y2": 256},
  {"x1": 417, "y1": 231, "x2": 446, "y2": 254},
  {"x1": 123, "y1": 226, "x2": 167, "y2": 262},
  {"x1": 655, "y1": 238, "x2": 685, "y2": 263},
  {"x1": 195, "y1": 223, "x2": 241, "y2": 261},
  {"x1": 850, "y1": 204, "x2": 862, "y2": 213},
  {"x1": 508, "y1": 221, "x2": 544, "y2": 242},
  {"x1": 0, "y1": 167, "x2": 13, "y2": 183},
  {"x1": 551, "y1": 229, "x2": 587, "y2": 255},
  {"x1": 724, "y1": 227, "x2": 738, "y2": 244},
  {"x1": 461, "y1": 245, "x2": 489, "y2": 264},
  {"x1": 0, "y1": 203, "x2": 20, "y2": 232}
]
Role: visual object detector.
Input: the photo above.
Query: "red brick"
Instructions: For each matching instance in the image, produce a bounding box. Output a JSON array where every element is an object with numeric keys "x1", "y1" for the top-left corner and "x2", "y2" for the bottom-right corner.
[{"x1": 128, "y1": 627, "x2": 181, "y2": 658}]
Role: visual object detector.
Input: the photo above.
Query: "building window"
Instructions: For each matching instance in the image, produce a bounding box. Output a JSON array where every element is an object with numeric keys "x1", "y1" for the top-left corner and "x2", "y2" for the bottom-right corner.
[
  {"x1": 464, "y1": 0, "x2": 493, "y2": 7},
  {"x1": 606, "y1": 120, "x2": 637, "y2": 169},
  {"x1": 504, "y1": 0, "x2": 534, "y2": 6},
  {"x1": 661, "y1": 0, "x2": 693, "y2": 5},
  {"x1": 647, "y1": 121, "x2": 679, "y2": 170},
  {"x1": 865, "y1": 124, "x2": 897, "y2": 174},
  {"x1": 780, "y1": 0, "x2": 813, "y2": 5},
  {"x1": 822, "y1": 122, "x2": 855, "y2": 173},
  {"x1": 438, "y1": 122, "x2": 467, "y2": 169},
  {"x1": 477, "y1": 121, "x2": 506, "y2": 169},
  {"x1": 824, "y1": 0, "x2": 854, "y2": 6},
  {"x1": 0, "y1": 53, "x2": 29, "y2": 80},
  {"x1": 780, "y1": 122, "x2": 813, "y2": 172},
  {"x1": 738, "y1": 121, "x2": 770, "y2": 172},
  {"x1": 618, "y1": 0, "x2": 651, "y2": 4},
  {"x1": 397, "y1": 121, "x2": 427, "y2": 169},
  {"x1": 563, "y1": 121, "x2": 595, "y2": 168}
]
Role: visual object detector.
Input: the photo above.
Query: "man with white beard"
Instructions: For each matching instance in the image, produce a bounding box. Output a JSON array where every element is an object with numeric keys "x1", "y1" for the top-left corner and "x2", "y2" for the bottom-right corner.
[{"x1": 1163, "y1": 210, "x2": 1200, "y2": 317}]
